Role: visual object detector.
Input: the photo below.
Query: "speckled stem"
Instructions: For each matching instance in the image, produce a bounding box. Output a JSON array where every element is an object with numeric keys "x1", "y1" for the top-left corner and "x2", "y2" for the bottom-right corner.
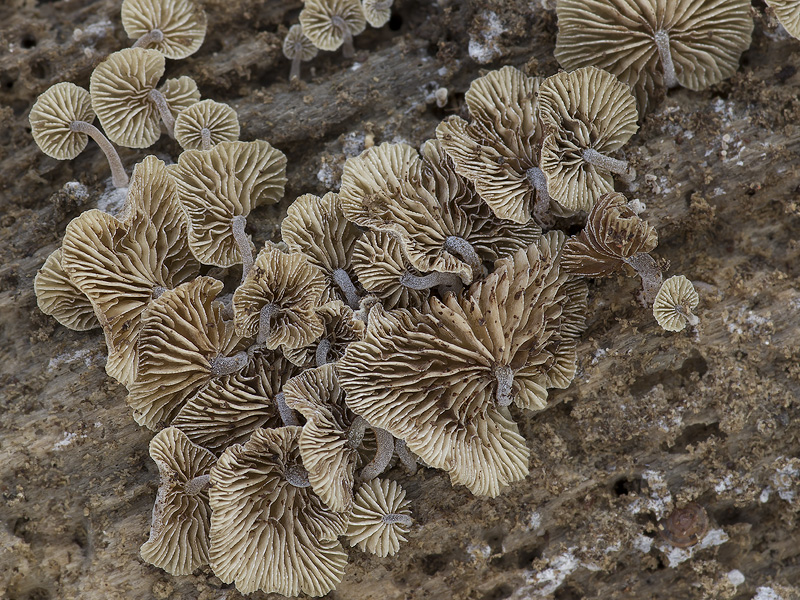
[
  {"x1": 676, "y1": 305, "x2": 700, "y2": 328},
  {"x1": 133, "y1": 28, "x2": 164, "y2": 49},
  {"x1": 257, "y1": 302, "x2": 279, "y2": 346},
  {"x1": 348, "y1": 416, "x2": 368, "y2": 448},
  {"x1": 582, "y1": 148, "x2": 635, "y2": 183},
  {"x1": 333, "y1": 268, "x2": 361, "y2": 309},
  {"x1": 316, "y1": 338, "x2": 332, "y2": 367},
  {"x1": 151, "y1": 285, "x2": 167, "y2": 299},
  {"x1": 495, "y1": 365, "x2": 514, "y2": 407},
  {"x1": 200, "y1": 127, "x2": 212, "y2": 151},
  {"x1": 185, "y1": 474, "x2": 210, "y2": 496},
  {"x1": 394, "y1": 438, "x2": 417, "y2": 475},
  {"x1": 361, "y1": 427, "x2": 394, "y2": 480},
  {"x1": 444, "y1": 236, "x2": 482, "y2": 271},
  {"x1": 290, "y1": 55, "x2": 302, "y2": 81},
  {"x1": 275, "y1": 392, "x2": 300, "y2": 427},
  {"x1": 210, "y1": 350, "x2": 249, "y2": 377},
  {"x1": 332, "y1": 16, "x2": 355, "y2": 58},
  {"x1": 231, "y1": 215, "x2": 254, "y2": 283},
  {"x1": 382, "y1": 513, "x2": 413, "y2": 527},
  {"x1": 69, "y1": 121, "x2": 128, "y2": 188},
  {"x1": 400, "y1": 270, "x2": 461, "y2": 291},
  {"x1": 526, "y1": 166, "x2": 554, "y2": 226},
  {"x1": 285, "y1": 464, "x2": 311, "y2": 488},
  {"x1": 624, "y1": 252, "x2": 663, "y2": 306},
  {"x1": 148, "y1": 88, "x2": 175, "y2": 138},
  {"x1": 654, "y1": 30, "x2": 679, "y2": 89}
]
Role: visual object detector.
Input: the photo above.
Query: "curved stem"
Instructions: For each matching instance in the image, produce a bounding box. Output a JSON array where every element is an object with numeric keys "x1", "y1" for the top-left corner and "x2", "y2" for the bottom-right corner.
[
  {"x1": 382, "y1": 513, "x2": 413, "y2": 527},
  {"x1": 394, "y1": 438, "x2": 417, "y2": 475},
  {"x1": 348, "y1": 416, "x2": 367, "y2": 449},
  {"x1": 133, "y1": 28, "x2": 164, "y2": 49},
  {"x1": 285, "y1": 464, "x2": 311, "y2": 488},
  {"x1": 361, "y1": 427, "x2": 394, "y2": 480},
  {"x1": 582, "y1": 148, "x2": 635, "y2": 183},
  {"x1": 185, "y1": 474, "x2": 210, "y2": 496},
  {"x1": 257, "y1": 302, "x2": 279, "y2": 346},
  {"x1": 69, "y1": 121, "x2": 128, "y2": 188},
  {"x1": 290, "y1": 55, "x2": 301, "y2": 81},
  {"x1": 400, "y1": 270, "x2": 462, "y2": 291},
  {"x1": 148, "y1": 88, "x2": 175, "y2": 138},
  {"x1": 333, "y1": 268, "x2": 361, "y2": 309},
  {"x1": 495, "y1": 365, "x2": 514, "y2": 407},
  {"x1": 624, "y1": 252, "x2": 663, "y2": 306},
  {"x1": 231, "y1": 215, "x2": 254, "y2": 283},
  {"x1": 316, "y1": 338, "x2": 332, "y2": 367},
  {"x1": 200, "y1": 127, "x2": 212, "y2": 151},
  {"x1": 654, "y1": 30, "x2": 679, "y2": 89},
  {"x1": 210, "y1": 350, "x2": 249, "y2": 377},
  {"x1": 275, "y1": 391, "x2": 299, "y2": 427},
  {"x1": 443, "y1": 236, "x2": 481, "y2": 271},
  {"x1": 332, "y1": 16, "x2": 355, "y2": 58},
  {"x1": 526, "y1": 166, "x2": 555, "y2": 226}
]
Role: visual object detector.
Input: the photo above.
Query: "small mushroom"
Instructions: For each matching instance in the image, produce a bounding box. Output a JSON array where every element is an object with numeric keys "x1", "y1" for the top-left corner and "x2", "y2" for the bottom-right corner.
[
  {"x1": 765, "y1": 0, "x2": 800, "y2": 39},
  {"x1": 121, "y1": 0, "x2": 207, "y2": 59},
  {"x1": 174, "y1": 99, "x2": 240, "y2": 151},
  {"x1": 140, "y1": 427, "x2": 216, "y2": 575},
  {"x1": 653, "y1": 275, "x2": 699, "y2": 331},
  {"x1": 29, "y1": 82, "x2": 128, "y2": 188},
  {"x1": 282, "y1": 24, "x2": 319, "y2": 81},
  {"x1": 283, "y1": 300, "x2": 365, "y2": 368},
  {"x1": 362, "y1": 0, "x2": 394, "y2": 28},
  {"x1": 659, "y1": 503, "x2": 709, "y2": 548},
  {"x1": 158, "y1": 75, "x2": 201, "y2": 120},
  {"x1": 34, "y1": 248, "x2": 99, "y2": 332},
  {"x1": 346, "y1": 478, "x2": 412, "y2": 557},
  {"x1": 299, "y1": 0, "x2": 367, "y2": 59}
]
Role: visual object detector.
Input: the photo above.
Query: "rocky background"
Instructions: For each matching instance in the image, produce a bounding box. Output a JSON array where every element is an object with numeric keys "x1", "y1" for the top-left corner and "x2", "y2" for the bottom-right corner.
[{"x1": 1, "y1": 0, "x2": 799, "y2": 599}]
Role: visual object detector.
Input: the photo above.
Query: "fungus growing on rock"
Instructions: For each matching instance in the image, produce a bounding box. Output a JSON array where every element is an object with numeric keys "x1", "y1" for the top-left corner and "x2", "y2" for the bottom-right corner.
[
  {"x1": 34, "y1": 248, "x2": 100, "y2": 332},
  {"x1": 140, "y1": 427, "x2": 216, "y2": 575},
  {"x1": 554, "y1": 0, "x2": 754, "y2": 114},
  {"x1": 538, "y1": 67, "x2": 639, "y2": 213},
  {"x1": 209, "y1": 426, "x2": 349, "y2": 596},
  {"x1": 283, "y1": 300, "x2": 365, "y2": 367},
  {"x1": 562, "y1": 192, "x2": 662, "y2": 304},
  {"x1": 121, "y1": 0, "x2": 207, "y2": 59},
  {"x1": 282, "y1": 24, "x2": 319, "y2": 81},
  {"x1": 765, "y1": 0, "x2": 800, "y2": 39},
  {"x1": 362, "y1": 0, "x2": 394, "y2": 28},
  {"x1": 346, "y1": 478, "x2": 412, "y2": 557},
  {"x1": 653, "y1": 275, "x2": 699, "y2": 331},
  {"x1": 232, "y1": 243, "x2": 326, "y2": 352},
  {"x1": 29, "y1": 82, "x2": 129, "y2": 188},
  {"x1": 300, "y1": 0, "x2": 367, "y2": 58},
  {"x1": 174, "y1": 99, "x2": 240, "y2": 151}
]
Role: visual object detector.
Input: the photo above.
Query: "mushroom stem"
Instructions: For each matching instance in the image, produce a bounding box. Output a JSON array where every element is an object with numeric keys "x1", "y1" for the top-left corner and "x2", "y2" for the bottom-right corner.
[
  {"x1": 257, "y1": 302, "x2": 279, "y2": 346},
  {"x1": 151, "y1": 285, "x2": 167, "y2": 299},
  {"x1": 231, "y1": 215, "x2": 254, "y2": 283},
  {"x1": 210, "y1": 350, "x2": 249, "y2": 377},
  {"x1": 332, "y1": 16, "x2": 355, "y2": 58},
  {"x1": 285, "y1": 464, "x2": 311, "y2": 488},
  {"x1": 348, "y1": 416, "x2": 368, "y2": 448},
  {"x1": 443, "y1": 236, "x2": 482, "y2": 271},
  {"x1": 200, "y1": 127, "x2": 212, "y2": 151},
  {"x1": 185, "y1": 474, "x2": 211, "y2": 496},
  {"x1": 316, "y1": 338, "x2": 332, "y2": 367},
  {"x1": 654, "y1": 30, "x2": 679, "y2": 89},
  {"x1": 624, "y1": 252, "x2": 663, "y2": 306},
  {"x1": 148, "y1": 88, "x2": 175, "y2": 138},
  {"x1": 290, "y1": 55, "x2": 302, "y2": 81},
  {"x1": 394, "y1": 439, "x2": 417, "y2": 475},
  {"x1": 582, "y1": 148, "x2": 635, "y2": 183},
  {"x1": 333, "y1": 268, "x2": 361, "y2": 309},
  {"x1": 494, "y1": 365, "x2": 515, "y2": 407},
  {"x1": 382, "y1": 513, "x2": 413, "y2": 527},
  {"x1": 133, "y1": 28, "x2": 165, "y2": 49},
  {"x1": 354, "y1": 295, "x2": 380, "y2": 325},
  {"x1": 68, "y1": 121, "x2": 129, "y2": 188},
  {"x1": 677, "y1": 306, "x2": 700, "y2": 328},
  {"x1": 400, "y1": 270, "x2": 462, "y2": 291},
  {"x1": 361, "y1": 427, "x2": 394, "y2": 480},
  {"x1": 526, "y1": 166, "x2": 555, "y2": 226},
  {"x1": 275, "y1": 391, "x2": 300, "y2": 427}
]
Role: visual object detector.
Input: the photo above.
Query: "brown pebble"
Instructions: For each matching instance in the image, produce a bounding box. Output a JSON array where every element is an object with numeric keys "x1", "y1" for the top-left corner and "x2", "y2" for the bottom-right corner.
[{"x1": 659, "y1": 503, "x2": 709, "y2": 548}]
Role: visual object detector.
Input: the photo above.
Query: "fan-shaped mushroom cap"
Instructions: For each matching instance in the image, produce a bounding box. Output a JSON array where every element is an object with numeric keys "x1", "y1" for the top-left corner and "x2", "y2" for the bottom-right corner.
[
  {"x1": 436, "y1": 66, "x2": 542, "y2": 224},
  {"x1": 159, "y1": 75, "x2": 200, "y2": 119},
  {"x1": 346, "y1": 478, "x2": 411, "y2": 557},
  {"x1": 554, "y1": 0, "x2": 754, "y2": 114},
  {"x1": 61, "y1": 155, "x2": 198, "y2": 386},
  {"x1": 232, "y1": 243, "x2": 326, "y2": 351},
  {"x1": 653, "y1": 275, "x2": 699, "y2": 331},
  {"x1": 127, "y1": 276, "x2": 247, "y2": 429},
  {"x1": 174, "y1": 99, "x2": 240, "y2": 151},
  {"x1": 283, "y1": 300, "x2": 365, "y2": 367},
  {"x1": 299, "y1": 0, "x2": 367, "y2": 52},
  {"x1": 140, "y1": 427, "x2": 216, "y2": 575},
  {"x1": 29, "y1": 82, "x2": 95, "y2": 160},
  {"x1": 121, "y1": 0, "x2": 207, "y2": 59},
  {"x1": 170, "y1": 140, "x2": 287, "y2": 267},
  {"x1": 766, "y1": 0, "x2": 800, "y2": 39},
  {"x1": 362, "y1": 0, "x2": 393, "y2": 28},
  {"x1": 210, "y1": 426, "x2": 348, "y2": 596},
  {"x1": 538, "y1": 67, "x2": 639, "y2": 213},
  {"x1": 34, "y1": 248, "x2": 100, "y2": 332},
  {"x1": 283, "y1": 23, "x2": 319, "y2": 61}
]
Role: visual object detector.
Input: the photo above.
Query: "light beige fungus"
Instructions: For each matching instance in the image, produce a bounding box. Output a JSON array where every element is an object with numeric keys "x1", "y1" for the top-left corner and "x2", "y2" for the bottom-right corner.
[
  {"x1": 555, "y1": 0, "x2": 754, "y2": 114},
  {"x1": 283, "y1": 300, "x2": 365, "y2": 367},
  {"x1": 538, "y1": 67, "x2": 639, "y2": 213},
  {"x1": 209, "y1": 426, "x2": 349, "y2": 596},
  {"x1": 174, "y1": 99, "x2": 240, "y2": 151},
  {"x1": 158, "y1": 75, "x2": 201, "y2": 119},
  {"x1": 362, "y1": 0, "x2": 394, "y2": 28},
  {"x1": 35, "y1": 248, "x2": 100, "y2": 332},
  {"x1": 766, "y1": 0, "x2": 800, "y2": 39},
  {"x1": 121, "y1": 0, "x2": 207, "y2": 59},
  {"x1": 283, "y1": 24, "x2": 319, "y2": 81},
  {"x1": 299, "y1": 0, "x2": 367, "y2": 58},
  {"x1": 338, "y1": 232, "x2": 587, "y2": 497},
  {"x1": 140, "y1": 427, "x2": 216, "y2": 576},
  {"x1": 653, "y1": 275, "x2": 699, "y2": 331},
  {"x1": 346, "y1": 478, "x2": 412, "y2": 557}
]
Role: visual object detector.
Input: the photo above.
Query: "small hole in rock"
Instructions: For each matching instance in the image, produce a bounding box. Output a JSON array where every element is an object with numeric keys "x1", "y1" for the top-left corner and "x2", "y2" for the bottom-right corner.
[
  {"x1": 421, "y1": 552, "x2": 447, "y2": 575},
  {"x1": 482, "y1": 584, "x2": 512, "y2": 600},
  {"x1": 21, "y1": 35, "x2": 37, "y2": 49},
  {"x1": 388, "y1": 13, "x2": 403, "y2": 30},
  {"x1": 612, "y1": 476, "x2": 641, "y2": 496}
]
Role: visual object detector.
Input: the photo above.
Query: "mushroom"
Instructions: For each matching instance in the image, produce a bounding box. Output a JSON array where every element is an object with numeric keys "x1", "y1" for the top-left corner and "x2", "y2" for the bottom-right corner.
[
  {"x1": 232, "y1": 243, "x2": 327, "y2": 352},
  {"x1": 346, "y1": 478, "x2": 412, "y2": 557},
  {"x1": 653, "y1": 275, "x2": 699, "y2": 331},
  {"x1": 34, "y1": 248, "x2": 100, "y2": 332},
  {"x1": 562, "y1": 192, "x2": 662, "y2": 304},
  {"x1": 174, "y1": 99, "x2": 240, "y2": 151},
  {"x1": 362, "y1": 0, "x2": 394, "y2": 28},
  {"x1": 209, "y1": 426, "x2": 349, "y2": 596},
  {"x1": 283, "y1": 300, "x2": 366, "y2": 368},
  {"x1": 765, "y1": 0, "x2": 800, "y2": 40},
  {"x1": 554, "y1": 0, "x2": 754, "y2": 114},
  {"x1": 169, "y1": 140, "x2": 287, "y2": 278},
  {"x1": 127, "y1": 276, "x2": 249, "y2": 429},
  {"x1": 282, "y1": 24, "x2": 319, "y2": 81},
  {"x1": 299, "y1": 0, "x2": 367, "y2": 59},
  {"x1": 121, "y1": 0, "x2": 207, "y2": 59},
  {"x1": 29, "y1": 82, "x2": 129, "y2": 188},
  {"x1": 537, "y1": 67, "x2": 639, "y2": 213},
  {"x1": 158, "y1": 75, "x2": 201, "y2": 120},
  {"x1": 140, "y1": 427, "x2": 216, "y2": 576}
]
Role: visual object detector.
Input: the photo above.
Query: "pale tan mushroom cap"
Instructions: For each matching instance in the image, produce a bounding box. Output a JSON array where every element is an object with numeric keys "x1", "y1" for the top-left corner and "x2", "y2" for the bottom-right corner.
[
  {"x1": 346, "y1": 478, "x2": 411, "y2": 557},
  {"x1": 538, "y1": 67, "x2": 639, "y2": 213},
  {"x1": 29, "y1": 82, "x2": 96, "y2": 160},
  {"x1": 90, "y1": 48, "x2": 166, "y2": 148},
  {"x1": 362, "y1": 0, "x2": 393, "y2": 28},
  {"x1": 283, "y1": 300, "x2": 365, "y2": 367},
  {"x1": 766, "y1": 0, "x2": 800, "y2": 39},
  {"x1": 283, "y1": 24, "x2": 319, "y2": 61},
  {"x1": 232, "y1": 243, "x2": 326, "y2": 350},
  {"x1": 653, "y1": 275, "x2": 699, "y2": 331},
  {"x1": 210, "y1": 426, "x2": 348, "y2": 596},
  {"x1": 140, "y1": 427, "x2": 216, "y2": 576},
  {"x1": 174, "y1": 99, "x2": 240, "y2": 150},
  {"x1": 121, "y1": 0, "x2": 207, "y2": 59},
  {"x1": 170, "y1": 140, "x2": 286, "y2": 267},
  {"x1": 159, "y1": 75, "x2": 200, "y2": 119},
  {"x1": 35, "y1": 248, "x2": 100, "y2": 331},
  {"x1": 299, "y1": 0, "x2": 367, "y2": 52}
]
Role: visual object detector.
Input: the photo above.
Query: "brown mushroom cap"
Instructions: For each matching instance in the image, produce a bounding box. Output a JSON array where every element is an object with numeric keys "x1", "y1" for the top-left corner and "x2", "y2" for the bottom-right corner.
[
  {"x1": 282, "y1": 23, "x2": 319, "y2": 61},
  {"x1": 362, "y1": 0, "x2": 393, "y2": 28},
  {"x1": 29, "y1": 82, "x2": 96, "y2": 160},
  {"x1": 121, "y1": 0, "x2": 207, "y2": 60},
  {"x1": 346, "y1": 478, "x2": 412, "y2": 557},
  {"x1": 34, "y1": 248, "x2": 100, "y2": 332},
  {"x1": 140, "y1": 427, "x2": 216, "y2": 575},
  {"x1": 299, "y1": 0, "x2": 367, "y2": 52},
  {"x1": 766, "y1": 0, "x2": 800, "y2": 39},
  {"x1": 209, "y1": 426, "x2": 348, "y2": 596},
  {"x1": 174, "y1": 99, "x2": 240, "y2": 151},
  {"x1": 653, "y1": 275, "x2": 699, "y2": 331}
]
